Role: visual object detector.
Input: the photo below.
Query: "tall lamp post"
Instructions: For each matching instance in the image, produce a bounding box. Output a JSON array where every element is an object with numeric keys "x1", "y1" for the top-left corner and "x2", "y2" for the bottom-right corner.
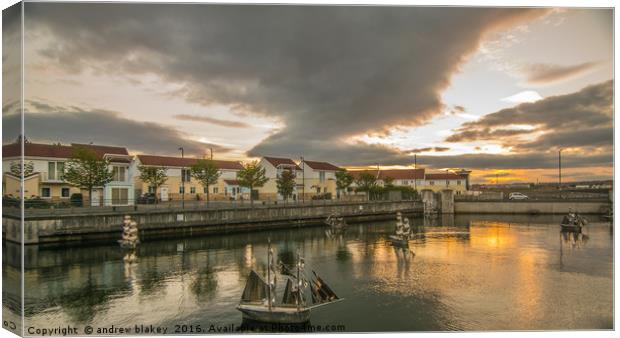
[
  {"x1": 300, "y1": 156, "x2": 305, "y2": 204},
  {"x1": 558, "y1": 148, "x2": 562, "y2": 199},
  {"x1": 179, "y1": 147, "x2": 185, "y2": 209}
]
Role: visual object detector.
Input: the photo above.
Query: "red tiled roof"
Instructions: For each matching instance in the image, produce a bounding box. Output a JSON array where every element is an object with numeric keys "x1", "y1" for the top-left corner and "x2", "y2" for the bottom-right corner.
[
  {"x1": 224, "y1": 179, "x2": 240, "y2": 185},
  {"x1": 2, "y1": 142, "x2": 128, "y2": 159},
  {"x1": 137, "y1": 155, "x2": 243, "y2": 170},
  {"x1": 263, "y1": 156, "x2": 302, "y2": 170},
  {"x1": 303, "y1": 160, "x2": 341, "y2": 171},
  {"x1": 379, "y1": 169, "x2": 425, "y2": 180},
  {"x1": 349, "y1": 169, "x2": 425, "y2": 180},
  {"x1": 425, "y1": 173, "x2": 463, "y2": 180}
]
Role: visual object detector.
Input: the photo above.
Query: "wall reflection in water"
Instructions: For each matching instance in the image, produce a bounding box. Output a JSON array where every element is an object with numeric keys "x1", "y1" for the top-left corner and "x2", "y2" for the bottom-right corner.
[{"x1": 3, "y1": 213, "x2": 613, "y2": 332}]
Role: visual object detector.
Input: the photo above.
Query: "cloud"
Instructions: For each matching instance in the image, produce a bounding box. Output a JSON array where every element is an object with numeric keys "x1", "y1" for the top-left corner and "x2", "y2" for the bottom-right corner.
[
  {"x1": 447, "y1": 80, "x2": 613, "y2": 150},
  {"x1": 25, "y1": 3, "x2": 547, "y2": 163},
  {"x1": 3, "y1": 101, "x2": 229, "y2": 156},
  {"x1": 408, "y1": 147, "x2": 450, "y2": 153},
  {"x1": 173, "y1": 114, "x2": 250, "y2": 128},
  {"x1": 522, "y1": 61, "x2": 599, "y2": 85},
  {"x1": 501, "y1": 90, "x2": 542, "y2": 103}
]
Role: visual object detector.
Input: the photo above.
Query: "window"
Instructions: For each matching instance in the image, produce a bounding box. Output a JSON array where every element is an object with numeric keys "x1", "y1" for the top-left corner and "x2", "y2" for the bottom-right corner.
[
  {"x1": 446, "y1": 180, "x2": 450, "y2": 186},
  {"x1": 47, "y1": 161, "x2": 65, "y2": 180},
  {"x1": 111, "y1": 187, "x2": 129, "y2": 205},
  {"x1": 41, "y1": 187, "x2": 51, "y2": 198},
  {"x1": 319, "y1": 171, "x2": 325, "y2": 183},
  {"x1": 213, "y1": 187, "x2": 219, "y2": 194},
  {"x1": 190, "y1": 187, "x2": 196, "y2": 194},
  {"x1": 403, "y1": 180, "x2": 408, "y2": 185},
  {"x1": 429, "y1": 181, "x2": 435, "y2": 186},
  {"x1": 457, "y1": 180, "x2": 461, "y2": 186},
  {"x1": 179, "y1": 186, "x2": 185, "y2": 194},
  {"x1": 148, "y1": 186, "x2": 156, "y2": 193},
  {"x1": 204, "y1": 187, "x2": 208, "y2": 193},
  {"x1": 181, "y1": 169, "x2": 191, "y2": 182},
  {"x1": 112, "y1": 166, "x2": 126, "y2": 182},
  {"x1": 61, "y1": 188, "x2": 70, "y2": 198}
]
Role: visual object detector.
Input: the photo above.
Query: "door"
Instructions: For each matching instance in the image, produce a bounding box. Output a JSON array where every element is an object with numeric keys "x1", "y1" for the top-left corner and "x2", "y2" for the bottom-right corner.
[
  {"x1": 160, "y1": 187, "x2": 169, "y2": 201},
  {"x1": 91, "y1": 190, "x2": 100, "y2": 207}
]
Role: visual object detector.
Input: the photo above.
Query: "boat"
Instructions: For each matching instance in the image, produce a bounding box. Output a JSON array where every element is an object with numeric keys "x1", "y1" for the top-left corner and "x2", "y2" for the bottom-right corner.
[
  {"x1": 389, "y1": 212, "x2": 411, "y2": 247},
  {"x1": 237, "y1": 241, "x2": 342, "y2": 324},
  {"x1": 325, "y1": 214, "x2": 347, "y2": 230},
  {"x1": 560, "y1": 210, "x2": 588, "y2": 233},
  {"x1": 119, "y1": 217, "x2": 140, "y2": 249}
]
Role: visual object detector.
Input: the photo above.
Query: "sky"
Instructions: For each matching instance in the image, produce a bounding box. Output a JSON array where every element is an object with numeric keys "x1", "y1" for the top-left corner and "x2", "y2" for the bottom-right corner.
[{"x1": 1, "y1": 3, "x2": 614, "y2": 183}]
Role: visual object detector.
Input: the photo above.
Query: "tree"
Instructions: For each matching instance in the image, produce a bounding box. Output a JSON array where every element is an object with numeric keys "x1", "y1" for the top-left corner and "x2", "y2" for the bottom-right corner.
[
  {"x1": 383, "y1": 176, "x2": 395, "y2": 188},
  {"x1": 190, "y1": 159, "x2": 220, "y2": 204},
  {"x1": 10, "y1": 161, "x2": 34, "y2": 177},
  {"x1": 355, "y1": 172, "x2": 378, "y2": 201},
  {"x1": 138, "y1": 166, "x2": 168, "y2": 203},
  {"x1": 276, "y1": 169, "x2": 296, "y2": 203},
  {"x1": 63, "y1": 148, "x2": 113, "y2": 206},
  {"x1": 236, "y1": 160, "x2": 269, "y2": 206},
  {"x1": 335, "y1": 169, "x2": 353, "y2": 199}
]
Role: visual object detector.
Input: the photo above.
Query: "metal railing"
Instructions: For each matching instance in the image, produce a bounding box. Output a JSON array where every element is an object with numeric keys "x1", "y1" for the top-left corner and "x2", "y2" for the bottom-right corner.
[{"x1": 3, "y1": 196, "x2": 421, "y2": 217}]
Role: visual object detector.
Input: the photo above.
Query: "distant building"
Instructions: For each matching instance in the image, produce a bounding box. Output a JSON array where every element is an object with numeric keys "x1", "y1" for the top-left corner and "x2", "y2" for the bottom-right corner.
[
  {"x1": 348, "y1": 168, "x2": 469, "y2": 193},
  {"x1": 133, "y1": 155, "x2": 245, "y2": 201},
  {"x1": 2, "y1": 141, "x2": 134, "y2": 206}
]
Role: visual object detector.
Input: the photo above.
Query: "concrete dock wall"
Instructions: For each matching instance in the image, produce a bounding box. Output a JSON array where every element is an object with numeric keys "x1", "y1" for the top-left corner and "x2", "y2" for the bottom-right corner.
[
  {"x1": 454, "y1": 200, "x2": 609, "y2": 215},
  {"x1": 3, "y1": 201, "x2": 420, "y2": 244}
]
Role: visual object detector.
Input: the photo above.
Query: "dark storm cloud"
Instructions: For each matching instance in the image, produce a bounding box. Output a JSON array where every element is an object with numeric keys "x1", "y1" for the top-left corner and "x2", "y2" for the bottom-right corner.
[
  {"x1": 447, "y1": 80, "x2": 613, "y2": 150},
  {"x1": 25, "y1": 3, "x2": 546, "y2": 163},
  {"x1": 173, "y1": 114, "x2": 250, "y2": 128},
  {"x1": 3, "y1": 102, "x2": 229, "y2": 156},
  {"x1": 523, "y1": 61, "x2": 599, "y2": 84}
]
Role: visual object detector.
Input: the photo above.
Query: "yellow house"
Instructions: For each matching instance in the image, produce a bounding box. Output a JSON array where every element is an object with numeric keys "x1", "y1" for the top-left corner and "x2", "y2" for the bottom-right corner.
[
  {"x1": 2, "y1": 141, "x2": 134, "y2": 206},
  {"x1": 134, "y1": 155, "x2": 246, "y2": 201},
  {"x1": 299, "y1": 160, "x2": 340, "y2": 199},
  {"x1": 256, "y1": 156, "x2": 302, "y2": 201}
]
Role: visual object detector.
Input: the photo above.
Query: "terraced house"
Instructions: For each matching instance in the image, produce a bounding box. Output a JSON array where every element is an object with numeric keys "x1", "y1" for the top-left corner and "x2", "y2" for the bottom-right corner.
[
  {"x1": 133, "y1": 155, "x2": 246, "y2": 201},
  {"x1": 299, "y1": 160, "x2": 341, "y2": 198},
  {"x1": 257, "y1": 156, "x2": 303, "y2": 201},
  {"x1": 2, "y1": 140, "x2": 134, "y2": 206},
  {"x1": 349, "y1": 168, "x2": 469, "y2": 194}
]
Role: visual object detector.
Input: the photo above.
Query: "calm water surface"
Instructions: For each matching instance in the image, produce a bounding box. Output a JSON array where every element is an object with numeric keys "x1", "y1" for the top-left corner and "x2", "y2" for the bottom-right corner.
[{"x1": 4, "y1": 214, "x2": 613, "y2": 332}]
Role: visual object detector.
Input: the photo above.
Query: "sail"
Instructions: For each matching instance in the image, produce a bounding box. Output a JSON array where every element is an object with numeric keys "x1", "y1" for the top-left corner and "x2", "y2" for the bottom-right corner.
[
  {"x1": 241, "y1": 270, "x2": 268, "y2": 303},
  {"x1": 310, "y1": 271, "x2": 339, "y2": 304},
  {"x1": 281, "y1": 278, "x2": 302, "y2": 305}
]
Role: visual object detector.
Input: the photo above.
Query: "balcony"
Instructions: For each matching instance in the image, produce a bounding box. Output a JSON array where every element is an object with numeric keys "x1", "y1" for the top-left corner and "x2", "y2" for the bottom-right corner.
[{"x1": 40, "y1": 172, "x2": 64, "y2": 183}]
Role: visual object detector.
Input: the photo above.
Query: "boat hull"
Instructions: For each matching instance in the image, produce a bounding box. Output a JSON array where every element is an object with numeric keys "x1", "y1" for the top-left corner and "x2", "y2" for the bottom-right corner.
[
  {"x1": 560, "y1": 224, "x2": 582, "y2": 232},
  {"x1": 237, "y1": 304, "x2": 310, "y2": 324}
]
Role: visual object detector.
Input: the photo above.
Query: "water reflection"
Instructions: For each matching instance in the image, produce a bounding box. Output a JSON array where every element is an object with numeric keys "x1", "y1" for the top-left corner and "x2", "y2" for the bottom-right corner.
[{"x1": 3, "y1": 213, "x2": 613, "y2": 332}]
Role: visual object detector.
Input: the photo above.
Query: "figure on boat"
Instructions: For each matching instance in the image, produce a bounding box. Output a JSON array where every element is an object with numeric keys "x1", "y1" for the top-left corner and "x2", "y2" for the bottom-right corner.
[
  {"x1": 237, "y1": 241, "x2": 343, "y2": 324},
  {"x1": 389, "y1": 212, "x2": 412, "y2": 247},
  {"x1": 560, "y1": 208, "x2": 588, "y2": 233}
]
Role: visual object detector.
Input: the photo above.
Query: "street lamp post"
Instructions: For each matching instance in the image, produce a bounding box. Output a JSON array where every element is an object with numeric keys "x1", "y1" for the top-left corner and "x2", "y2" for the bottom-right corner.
[
  {"x1": 558, "y1": 148, "x2": 562, "y2": 198},
  {"x1": 300, "y1": 156, "x2": 305, "y2": 204},
  {"x1": 179, "y1": 147, "x2": 185, "y2": 209}
]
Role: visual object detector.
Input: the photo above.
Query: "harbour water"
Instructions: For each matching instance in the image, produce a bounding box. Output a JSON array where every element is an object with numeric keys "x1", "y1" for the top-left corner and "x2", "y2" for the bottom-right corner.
[{"x1": 4, "y1": 214, "x2": 613, "y2": 332}]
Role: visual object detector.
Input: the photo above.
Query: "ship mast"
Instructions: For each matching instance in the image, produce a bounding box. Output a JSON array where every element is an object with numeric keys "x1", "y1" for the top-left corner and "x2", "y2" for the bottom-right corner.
[{"x1": 267, "y1": 239, "x2": 272, "y2": 311}]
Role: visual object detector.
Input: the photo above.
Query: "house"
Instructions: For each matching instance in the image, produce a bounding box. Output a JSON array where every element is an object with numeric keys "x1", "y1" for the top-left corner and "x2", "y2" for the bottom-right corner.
[
  {"x1": 299, "y1": 160, "x2": 340, "y2": 199},
  {"x1": 2, "y1": 140, "x2": 134, "y2": 206},
  {"x1": 257, "y1": 156, "x2": 302, "y2": 201},
  {"x1": 348, "y1": 168, "x2": 468, "y2": 193},
  {"x1": 133, "y1": 155, "x2": 245, "y2": 201}
]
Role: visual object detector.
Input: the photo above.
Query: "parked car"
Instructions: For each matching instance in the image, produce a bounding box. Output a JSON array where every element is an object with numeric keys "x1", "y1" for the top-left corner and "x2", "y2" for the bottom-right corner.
[
  {"x1": 137, "y1": 193, "x2": 157, "y2": 204},
  {"x1": 509, "y1": 192, "x2": 529, "y2": 200}
]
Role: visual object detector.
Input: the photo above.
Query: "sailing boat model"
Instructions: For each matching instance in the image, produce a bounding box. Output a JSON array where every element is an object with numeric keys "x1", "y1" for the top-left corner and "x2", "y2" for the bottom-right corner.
[
  {"x1": 237, "y1": 242, "x2": 343, "y2": 323},
  {"x1": 389, "y1": 212, "x2": 412, "y2": 247}
]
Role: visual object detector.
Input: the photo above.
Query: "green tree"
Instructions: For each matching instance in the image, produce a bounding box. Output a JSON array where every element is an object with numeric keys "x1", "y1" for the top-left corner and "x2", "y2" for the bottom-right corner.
[
  {"x1": 383, "y1": 176, "x2": 395, "y2": 188},
  {"x1": 190, "y1": 159, "x2": 221, "y2": 204},
  {"x1": 63, "y1": 148, "x2": 113, "y2": 206},
  {"x1": 335, "y1": 169, "x2": 353, "y2": 199},
  {"x1": 276, "y1": 169, "x2": 296, "y2": 203},
  {"x1": 10, "y1": 160, "x2": 34, "y2": 177},
  {"x1": 138, "y1": 166, "x2": 168, "y2": 203},
  {"x1": 236, "y1": 160, "x2": 269, "y2": 206},
  {"x1": 355, "y1": 172, "x2": 378, "y2": 201}
]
